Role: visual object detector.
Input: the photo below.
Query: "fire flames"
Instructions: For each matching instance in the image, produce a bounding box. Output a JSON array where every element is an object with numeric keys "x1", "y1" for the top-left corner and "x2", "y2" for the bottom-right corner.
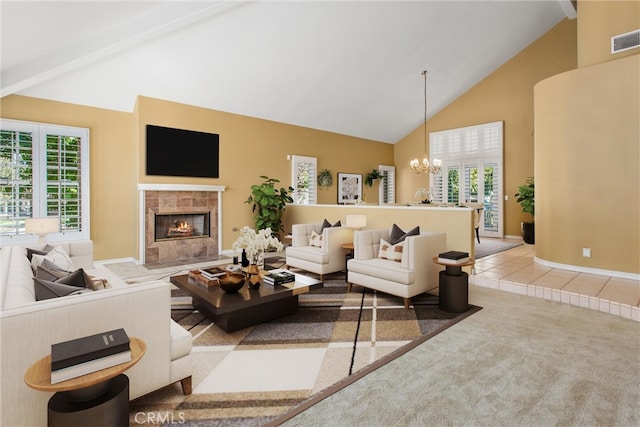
[{"x1": 166, "y1": 220, "x2": 194, "y2": 237}]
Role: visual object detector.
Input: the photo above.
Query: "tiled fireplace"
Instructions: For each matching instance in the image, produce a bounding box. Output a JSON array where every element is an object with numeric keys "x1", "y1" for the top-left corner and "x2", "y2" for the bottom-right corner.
[{"x1": 138, "y1": 184, "x2": 226, "y2": 264}]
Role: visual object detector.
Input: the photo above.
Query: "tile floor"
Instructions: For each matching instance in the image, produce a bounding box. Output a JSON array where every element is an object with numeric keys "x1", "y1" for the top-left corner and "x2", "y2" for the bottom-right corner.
[{"x1": 471, "y1": 243, "x2": 640, "y2": 322}]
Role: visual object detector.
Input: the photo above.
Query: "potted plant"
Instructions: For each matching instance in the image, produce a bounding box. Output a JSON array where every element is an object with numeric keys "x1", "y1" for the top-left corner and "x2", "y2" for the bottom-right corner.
[
  {"x1": 365, "y1": 169, "x2": 384, "y2": 187},
  {"x1": 515, "y1": 177, "x2": 535, "y2": 244},
  {"x1": 245, "y1": 175, "x2": 293, "y2": 235},
  {"x1": 317, "y1": 169, "x2": 333, "y2": 188}
]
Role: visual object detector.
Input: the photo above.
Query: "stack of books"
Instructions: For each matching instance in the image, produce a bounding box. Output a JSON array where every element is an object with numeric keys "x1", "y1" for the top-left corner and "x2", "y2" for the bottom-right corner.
[
  {"x1": 50, "y1": 328, "x2": 131, "y2": 384},
  {"x1": 437, "y1": 251, "x2": 470, "y2": 264},
  {"x1": 263, "y1": 269, "x2": 295, "y2": 286},
  {"x1": 188, "y1": 270, "x2": 218, "y2": 287},
  {"x1": 199, "y1": 266, "x2": 228, "y2": 280}
]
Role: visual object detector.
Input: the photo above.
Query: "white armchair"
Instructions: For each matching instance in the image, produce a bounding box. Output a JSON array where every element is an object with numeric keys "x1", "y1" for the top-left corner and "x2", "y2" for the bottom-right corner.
[
  {"x1": 285, "y1": 223, "x2": 354, "y2": 281},
  {"x1": 347, "y1": 228, "x2": 446, "y2": 309}
]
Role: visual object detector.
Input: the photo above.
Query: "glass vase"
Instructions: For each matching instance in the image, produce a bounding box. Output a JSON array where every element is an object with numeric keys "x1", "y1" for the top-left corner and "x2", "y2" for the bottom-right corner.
[{"x1": 251, "y1": 248, "x2": 265, "y2": 270}]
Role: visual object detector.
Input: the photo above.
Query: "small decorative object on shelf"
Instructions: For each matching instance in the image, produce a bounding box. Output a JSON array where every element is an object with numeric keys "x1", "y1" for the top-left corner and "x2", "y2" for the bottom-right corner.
[
  {"x1": 365, "y1": 169, "x2": 385, "y2": 187},
  {"x1": 415, "y1": 187, "x2": 433, "y2": 204},
  {"x1": 317, "y1": 169, "x2": 333, "y2": 188}
]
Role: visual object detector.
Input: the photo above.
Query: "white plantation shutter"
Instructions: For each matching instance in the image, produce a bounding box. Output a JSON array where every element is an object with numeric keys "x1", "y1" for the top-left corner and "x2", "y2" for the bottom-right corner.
[
  {"x1": 291, "y1": 155, "x2": 317, "y2": 204},
  {"x1": 378, "y1": 165, "x2": 395, "y2": 204},
  {"x1": 430, "y1": 121, "x2": 503, "y2": 237},
  {"x1": 0, "y1": 119, "x2": 90, "y2": 244}
]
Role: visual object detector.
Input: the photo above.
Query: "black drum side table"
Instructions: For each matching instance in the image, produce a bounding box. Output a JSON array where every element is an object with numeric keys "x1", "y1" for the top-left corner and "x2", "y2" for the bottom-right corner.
[{"x1": 432, "y1": 257, "x2": 475, "y2": 313}]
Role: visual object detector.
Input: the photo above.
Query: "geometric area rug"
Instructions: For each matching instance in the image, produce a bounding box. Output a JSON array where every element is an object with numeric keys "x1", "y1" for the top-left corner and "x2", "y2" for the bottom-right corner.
[{"x1": 129, "y1": 270, "x2": 481, "y2": 426}]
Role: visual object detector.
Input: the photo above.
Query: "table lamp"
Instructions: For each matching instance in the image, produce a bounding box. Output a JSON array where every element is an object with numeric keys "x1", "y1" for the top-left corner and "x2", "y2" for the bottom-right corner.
[
  {"x1": 25, "y1": 218, "x2": 59, "y2": 243},
  {"x1": 345, "y1": 214, "x2": 367, "y2": 230}
]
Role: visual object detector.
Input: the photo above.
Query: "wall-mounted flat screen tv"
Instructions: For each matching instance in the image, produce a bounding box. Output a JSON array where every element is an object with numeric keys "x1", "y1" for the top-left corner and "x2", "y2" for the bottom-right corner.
[{"x1": 146, "y1": 124, "x2": 219, "y2": 178}]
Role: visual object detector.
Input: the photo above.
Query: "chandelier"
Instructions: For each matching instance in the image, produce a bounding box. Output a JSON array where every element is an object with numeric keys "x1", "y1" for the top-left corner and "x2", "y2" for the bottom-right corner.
[{"x1": 410, "y1": 70, "x2": 442, "y2": 174}]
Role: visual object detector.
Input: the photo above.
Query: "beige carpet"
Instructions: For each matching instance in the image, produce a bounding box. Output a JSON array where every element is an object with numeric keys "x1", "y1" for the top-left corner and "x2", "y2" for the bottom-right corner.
[
  {"x1": 126, "y1": 271, "x2": 480, "y2": 426},
  {"x1": 278, "y1": 285, "x2": 640, "y2": 427}
]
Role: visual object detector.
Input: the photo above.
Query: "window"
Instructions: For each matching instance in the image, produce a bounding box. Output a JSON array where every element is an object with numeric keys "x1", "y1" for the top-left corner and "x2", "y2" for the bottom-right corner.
[
  {"x1": 430, "y1": 121, "x2": 503, "y2": 237},
  {"x1": 0, "y1": 119, "x2": 90, "y2": 244},
  {"x1": 290, "y1": 155, "x2": 317, "y2": 205},
  {"x1": 378, "y1": 165, "x2": 395, "y2": 204}
]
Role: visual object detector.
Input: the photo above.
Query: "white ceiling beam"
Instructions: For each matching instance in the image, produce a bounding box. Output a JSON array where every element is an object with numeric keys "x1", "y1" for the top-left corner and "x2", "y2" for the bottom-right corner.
[
  {"x1": 1, "y1": 0, "x2": 247, "y2": 97},
  {"x1": 558, "y1": 0, "x2": 577, "y2": 20}
]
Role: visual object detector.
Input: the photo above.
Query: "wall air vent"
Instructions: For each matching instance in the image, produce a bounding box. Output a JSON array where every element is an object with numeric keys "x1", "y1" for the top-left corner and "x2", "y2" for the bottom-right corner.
[{"x1": 611, "y1": 29, "x2": 640, "y2": 54}]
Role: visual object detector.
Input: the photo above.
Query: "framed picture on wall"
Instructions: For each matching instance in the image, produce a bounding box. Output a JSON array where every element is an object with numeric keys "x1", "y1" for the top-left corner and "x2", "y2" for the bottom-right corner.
[{"x1": 337, "y1": 173, "x2": 362, "y2": 204}]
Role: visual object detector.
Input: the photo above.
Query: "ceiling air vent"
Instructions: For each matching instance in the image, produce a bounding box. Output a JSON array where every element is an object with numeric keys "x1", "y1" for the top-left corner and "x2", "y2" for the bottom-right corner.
[{"x1": 611, "y1": 29, "x2": 640, "y2": 54}]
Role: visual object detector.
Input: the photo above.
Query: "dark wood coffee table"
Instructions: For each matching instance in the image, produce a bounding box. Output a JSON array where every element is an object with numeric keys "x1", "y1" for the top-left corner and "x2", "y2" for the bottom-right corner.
[{"x1": 170, "y1": 270, "x2": 322, "y2": 332}]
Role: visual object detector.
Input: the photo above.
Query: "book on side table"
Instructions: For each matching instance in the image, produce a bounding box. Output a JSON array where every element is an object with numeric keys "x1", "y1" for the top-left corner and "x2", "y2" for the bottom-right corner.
[
  {"x1": 50, "y1": 328, "x2": 132, "y2": 384},
  {"x1": 437, "y1": 251, "x2": 470, "y2": 264}
]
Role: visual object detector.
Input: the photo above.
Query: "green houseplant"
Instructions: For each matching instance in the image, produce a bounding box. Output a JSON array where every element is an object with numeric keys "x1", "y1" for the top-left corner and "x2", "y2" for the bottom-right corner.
[
  {"x1": 515, "y1": 177, "x2": 535, "y2": 244},
  {"x1": 317, "y1": 169, "x2": 333, "y2": 188},
  {"x1": 245, "y1": 176, "x2": 293, "y2": 235},
  {"x1": 365, "y1": 169, "x2": 384, "y2": 187}
]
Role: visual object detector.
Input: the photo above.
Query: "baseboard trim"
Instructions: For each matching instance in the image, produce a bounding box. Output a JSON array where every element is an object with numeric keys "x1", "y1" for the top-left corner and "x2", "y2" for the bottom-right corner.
[
  {"x1": 535, "y1": 257, "x2": 640, "y2": 281},
  {"x1": 95, "y1": 256, "x2": 138, "y2": 266}
]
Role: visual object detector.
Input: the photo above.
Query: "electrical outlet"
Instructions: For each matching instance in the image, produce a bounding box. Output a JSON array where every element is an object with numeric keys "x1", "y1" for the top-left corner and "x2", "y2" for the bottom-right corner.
[
  {"x1": 504, "y1": 195, "x2": 508, "y2": 201},
  {"x1": 582, "y1": 248, "x2": 591, "y2": 258}
]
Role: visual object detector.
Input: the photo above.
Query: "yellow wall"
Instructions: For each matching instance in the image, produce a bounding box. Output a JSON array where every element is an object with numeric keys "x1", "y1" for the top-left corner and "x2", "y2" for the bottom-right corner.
[
  {"x1": 0, "y1": 94, "x2": 392, "y2": 259},
  {"x1": 0, "y1": 95, "x2": 137, "y2": 261},
  {"x1": 394, "y1": 19, "x2": 578, "y2": 237},
  {"x1": 535, "y1": 54, "x2": 639, "y2": 274},
  {"x1": 578, "y1": 0, "x2": 640, "y2": 67},
  {"x1": 134, "y1": 96, "x2": 393, "y2": 251}
]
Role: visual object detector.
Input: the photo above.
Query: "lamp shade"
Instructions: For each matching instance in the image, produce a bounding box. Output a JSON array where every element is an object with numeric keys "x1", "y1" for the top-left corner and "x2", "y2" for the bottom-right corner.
[
  {"x1": 345, "y1": 214, "x2": 367, "y2": 229},
  {"x1": 25, "y1": 218, "x2": 59, "y2": 235}
]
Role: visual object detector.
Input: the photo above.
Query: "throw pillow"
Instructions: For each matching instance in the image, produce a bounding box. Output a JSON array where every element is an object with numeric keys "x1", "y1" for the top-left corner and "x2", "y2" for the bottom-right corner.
[
  {"x1": 34, "y1": 278, "x2": 91, "y2": 301},
  {"x1": 38, "y1": 266, "x2": 110, "y2": 291},
  {"x1": 31, "y1": 246, "x2": 75, "y2": 272},
  {"x1": 378, "y1": 238, "x2": 404, "y2": 262},
  {"x1": 41, "y1": 258, "x2": 70, "y2": 272},
  {"x1": 389, "y1": 224, "x2": 420, "y2": 245},
  {"x1": 26, "y1": 246, "x2": 52, "y2": 262},
  {"x1": 35, "y1": 266, "x2": 68, "y2": 282},
  {"x1": 321, "y1": 219, "x2": 342, "y2": 231},
  {"x1": 55, "y1": 268, "x2": 91, "y2": 288},
  {"x1": 309, "y1": 230, "x2": 323, "y2": 248}
]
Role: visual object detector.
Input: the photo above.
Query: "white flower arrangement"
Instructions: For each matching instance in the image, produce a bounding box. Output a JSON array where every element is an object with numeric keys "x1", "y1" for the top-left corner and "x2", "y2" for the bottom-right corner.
[{"x1": 232, "y1": 226, "x2": 283, "y2": 262}]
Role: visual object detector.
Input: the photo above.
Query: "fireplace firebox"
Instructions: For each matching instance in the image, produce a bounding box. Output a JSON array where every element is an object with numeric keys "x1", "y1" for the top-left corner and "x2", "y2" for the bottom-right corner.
[{"x1": 154, "y1": 212, "x2": 210, "y2": 242}]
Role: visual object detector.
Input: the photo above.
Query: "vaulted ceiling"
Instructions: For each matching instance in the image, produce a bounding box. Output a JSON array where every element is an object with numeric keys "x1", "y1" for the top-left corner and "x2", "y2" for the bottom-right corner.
[{"x1": 1, "y1": 1, "x2": 575, "y2": 143}]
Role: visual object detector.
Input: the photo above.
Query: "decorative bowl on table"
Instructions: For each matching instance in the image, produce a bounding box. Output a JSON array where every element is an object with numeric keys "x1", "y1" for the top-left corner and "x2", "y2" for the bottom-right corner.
[{"x1": 218, "y1": 272, "x2": 245, "y2": 293}]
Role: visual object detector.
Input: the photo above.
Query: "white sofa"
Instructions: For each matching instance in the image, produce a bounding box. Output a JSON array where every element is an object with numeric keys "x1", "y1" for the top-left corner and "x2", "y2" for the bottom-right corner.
[
  {"x1": 347, "y1": 229, "x2": 446, "y2": 308},
  {"x1": 0, "y1": 241, "x2": 192, "y2": 427},
  {"x1": 285, "y1": 223, "x2": 354, "y2": 280}
]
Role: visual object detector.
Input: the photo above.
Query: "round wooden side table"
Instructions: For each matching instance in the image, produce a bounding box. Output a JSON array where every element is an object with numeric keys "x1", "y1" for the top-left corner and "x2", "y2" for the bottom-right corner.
[
  {"x1": 432, "y1": 257, "x2": 475, "y2": 313},
  {"x1": 25, "y1": 336, "x2": 145, "y2": 427},
  {"x1": 341, "y1": 242, "x2": 355, "y2": 282}
]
